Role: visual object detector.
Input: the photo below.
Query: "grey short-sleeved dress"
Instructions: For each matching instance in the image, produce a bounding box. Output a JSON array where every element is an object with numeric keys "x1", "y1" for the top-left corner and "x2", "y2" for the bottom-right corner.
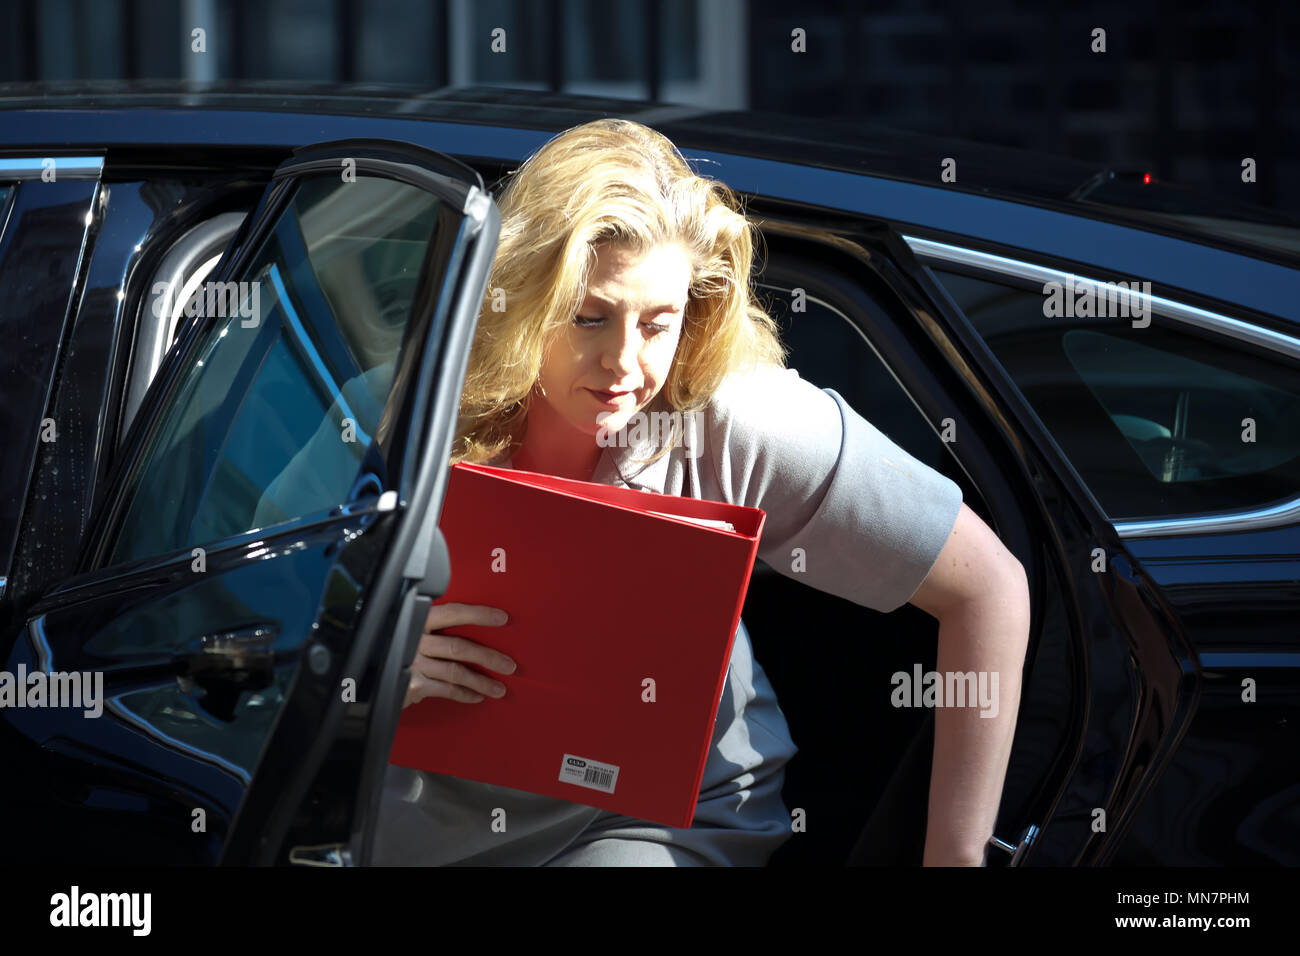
[{"x1": 371, "y1": 363, "x2": 964, "y2": 866}]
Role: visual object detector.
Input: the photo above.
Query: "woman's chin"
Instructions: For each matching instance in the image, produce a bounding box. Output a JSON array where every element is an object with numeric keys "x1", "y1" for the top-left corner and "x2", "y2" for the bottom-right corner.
[{"x1": 591, "y1": 408, "x2": 634, "y2": 435}]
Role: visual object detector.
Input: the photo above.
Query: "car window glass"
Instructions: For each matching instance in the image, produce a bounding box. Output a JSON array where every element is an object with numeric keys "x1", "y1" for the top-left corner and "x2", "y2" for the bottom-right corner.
[
  {"x1": 929, "y1": 267, "x2": 1300, "y2": 521},
  {"x1": 107, "y1": 174, "x2": 443, "y2": 566}
]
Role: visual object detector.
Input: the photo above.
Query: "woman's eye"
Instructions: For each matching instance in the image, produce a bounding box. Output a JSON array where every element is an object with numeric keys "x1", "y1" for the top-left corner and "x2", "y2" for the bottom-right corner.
[{"x1": 573, "y1": 314, "x2": 671, "y2": 335}]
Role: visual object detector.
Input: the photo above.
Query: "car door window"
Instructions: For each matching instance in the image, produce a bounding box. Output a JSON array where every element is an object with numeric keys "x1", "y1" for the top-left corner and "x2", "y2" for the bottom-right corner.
[
  {"x1": 928, "y1": 267, "x2": 1300, "y2": 522},
  {"x1": 107, "y1": 173, "x2": 443, "y2": 566}
]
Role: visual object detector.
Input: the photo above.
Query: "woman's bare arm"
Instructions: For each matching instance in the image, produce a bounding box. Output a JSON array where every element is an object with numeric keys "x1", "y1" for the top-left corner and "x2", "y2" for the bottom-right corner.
[{"x1": 907, "y1": 503, "x2": 1033, "y2": 866}]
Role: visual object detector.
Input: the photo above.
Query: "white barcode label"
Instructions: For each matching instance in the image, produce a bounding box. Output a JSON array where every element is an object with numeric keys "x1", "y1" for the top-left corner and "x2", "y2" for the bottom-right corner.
[{"x1": 558, "y1": 753, "x2": 619, "y2": 794}]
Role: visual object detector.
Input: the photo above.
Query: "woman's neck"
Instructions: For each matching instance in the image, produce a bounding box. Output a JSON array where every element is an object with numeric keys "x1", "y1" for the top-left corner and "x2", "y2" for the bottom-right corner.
[{"x1": 511, "y1": 405, "x2": 604, "y2": 482}]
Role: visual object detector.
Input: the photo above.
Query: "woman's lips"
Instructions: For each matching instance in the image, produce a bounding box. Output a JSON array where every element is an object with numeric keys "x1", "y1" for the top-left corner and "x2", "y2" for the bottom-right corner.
[{"x1": 587, "y1": 388, "x2": 635, "y2": 406}]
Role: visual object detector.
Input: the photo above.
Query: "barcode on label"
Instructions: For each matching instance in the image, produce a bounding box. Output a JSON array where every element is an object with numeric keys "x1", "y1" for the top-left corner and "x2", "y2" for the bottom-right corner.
[
  {"x1": 558, "y1": 753, "x2": 620, "y2": 794},
  {"x1": 584, "y1": 767, "x2": 614, "y2": 789}
]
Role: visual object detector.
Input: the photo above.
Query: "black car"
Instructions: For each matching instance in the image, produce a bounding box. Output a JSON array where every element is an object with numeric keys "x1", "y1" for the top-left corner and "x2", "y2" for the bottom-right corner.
[{"x1": 0, "y1": 83, "x2": 1296, "y2": 867}]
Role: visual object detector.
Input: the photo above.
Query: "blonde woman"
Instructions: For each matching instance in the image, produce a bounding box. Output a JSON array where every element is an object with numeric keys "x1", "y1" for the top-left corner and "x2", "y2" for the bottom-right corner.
[{"x1": 375, "y1": 118, "x2": 1032, "y2": 866}]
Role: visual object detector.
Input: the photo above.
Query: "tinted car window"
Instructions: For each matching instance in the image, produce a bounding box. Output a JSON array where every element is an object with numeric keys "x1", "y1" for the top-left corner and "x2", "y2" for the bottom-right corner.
[
  {"x1": 930, "y1": 267, "x2": 1300, "y2": 521},
  {"x1": 107, "y1": 174, "x2": 442, "y2": 565}
]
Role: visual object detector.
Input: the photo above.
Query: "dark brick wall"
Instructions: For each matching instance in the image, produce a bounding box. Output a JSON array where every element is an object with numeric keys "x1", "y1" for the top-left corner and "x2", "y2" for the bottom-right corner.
[
  {"x1": 1, "y1": 0, "x2": 1293, "y2": 217},
  {"x1": 750, "y1": 0, "x2": 1298, "y2": 217}
]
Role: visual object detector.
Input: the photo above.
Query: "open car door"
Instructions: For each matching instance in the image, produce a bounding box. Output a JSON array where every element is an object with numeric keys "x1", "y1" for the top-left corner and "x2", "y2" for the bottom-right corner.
[{"x1": 2, "y1": 140, "x2": 498, "y2": 865}]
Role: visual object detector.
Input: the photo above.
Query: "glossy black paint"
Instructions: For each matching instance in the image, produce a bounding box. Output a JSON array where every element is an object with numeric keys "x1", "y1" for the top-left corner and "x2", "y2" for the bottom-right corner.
[
  {"x1": 1117, "y1": 530, "x2": 1300, "y2": 865},
  {"x1": 1, "y1": 93, "x2": 1296, "y2": 320},
  {"x1": 0, "y1": 85, "x2": 1294, "y2": 866},
  {"x1": 895, "y1": 241, "x2": 1206, "y2": 865},
  {"x1": 0, "y1": 180, "x2": 97, "y2": 592},
  {"x1": 6, "y1": 84, "x2": 1298, "y2": 266},
  {"x1": 5, "y1": 509, "x2": 391, "y2": 863}
]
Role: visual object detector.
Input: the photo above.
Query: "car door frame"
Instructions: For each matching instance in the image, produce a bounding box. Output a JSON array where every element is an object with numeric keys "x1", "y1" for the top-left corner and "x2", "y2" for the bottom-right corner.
[
  {"x1": 9, "y1": 139, "x2": 498, "y2": 865},
  {"x1": 881, "y1": 220, "x2": 1200, "y2": 865},
  {"x1": 738, "y1": 217, "x2": 1066, "y2": 864},
  {"x1": 0, "y1": 156, "x2": 105, "y2": 608},
  {"x1": 900, "y1": 225, "x2": 1300, "y2": 864}
]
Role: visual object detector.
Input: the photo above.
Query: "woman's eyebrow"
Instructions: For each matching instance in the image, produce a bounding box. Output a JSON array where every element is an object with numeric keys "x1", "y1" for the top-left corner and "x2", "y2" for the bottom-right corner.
[{"x1": 584, "y1": 293, "x2": 683, "y2": 315}]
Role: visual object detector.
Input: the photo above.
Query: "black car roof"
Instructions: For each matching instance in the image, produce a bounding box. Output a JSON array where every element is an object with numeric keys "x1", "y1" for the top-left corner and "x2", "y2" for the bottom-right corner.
[
  {"x1": 0, "y1": 81, "x2": 1291, "y2": 226},
  {"x1": 1, "y1": 81, "x2": 1298, "y2": 276}
]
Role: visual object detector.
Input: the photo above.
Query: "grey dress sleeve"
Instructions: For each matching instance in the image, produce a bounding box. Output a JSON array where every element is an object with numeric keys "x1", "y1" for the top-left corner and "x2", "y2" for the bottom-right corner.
[{"x1": 702, "y1": 363, "x2": 963, "y2": 613}]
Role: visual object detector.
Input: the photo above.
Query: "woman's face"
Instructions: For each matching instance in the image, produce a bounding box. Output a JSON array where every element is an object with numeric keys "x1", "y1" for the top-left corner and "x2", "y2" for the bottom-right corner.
[{"x1": 535, "y1": 240, "x2": 691, "y2": 440}]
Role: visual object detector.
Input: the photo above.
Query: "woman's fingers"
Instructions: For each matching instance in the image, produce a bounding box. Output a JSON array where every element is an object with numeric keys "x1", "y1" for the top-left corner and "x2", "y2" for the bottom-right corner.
[
  {"x1": 404, "y1": 671, "x2": 484, "y2": 708},
  {"x1": 417, "y1": 630, "x2": 517, "y2": 677},
  {"x1": 412, "y1": 653, "x2": 509, "y2": 699},
  {"x1": 425, "y1": 602, "x2": 508, "y2": 632},
  {"x1": 403, "y1": 604, "x2": 516, "y2": 707}
]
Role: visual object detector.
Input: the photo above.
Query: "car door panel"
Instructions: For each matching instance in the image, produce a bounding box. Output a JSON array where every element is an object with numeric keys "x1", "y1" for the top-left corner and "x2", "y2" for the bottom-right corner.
[
  {"x1": 911, "y1": 235, "x2": 1300, "y2": 863},
  {"x1": 896, "y1": 230, "x2": 1207, "y2": 864},
  {"x1": 747, "y1": 218, "x2": 1187, "y2": 867},
  {"x1": 729, "y1": 222, "x2": 1060, "y2": 865},
  {"x1": 0, "y1": 140, "x2": 499, "y2": 865}
]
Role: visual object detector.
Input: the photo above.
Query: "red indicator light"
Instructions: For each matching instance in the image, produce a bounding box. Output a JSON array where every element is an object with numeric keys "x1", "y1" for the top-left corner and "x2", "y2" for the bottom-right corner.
[{"x1": 1143, "y1": 173, "x2": 1152, "y2": 184}]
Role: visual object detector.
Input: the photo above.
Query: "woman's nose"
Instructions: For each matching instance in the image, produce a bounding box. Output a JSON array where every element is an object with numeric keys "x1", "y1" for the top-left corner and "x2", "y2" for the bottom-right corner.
[{"x1": 601, "y1": 320, "x2": 641, "y2": 376}]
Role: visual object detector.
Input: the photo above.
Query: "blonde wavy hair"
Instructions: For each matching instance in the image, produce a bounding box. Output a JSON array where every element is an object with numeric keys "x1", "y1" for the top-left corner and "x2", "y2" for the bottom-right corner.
[{"x1": 450, "y1": 117, "x2": 787, "y2": 466}]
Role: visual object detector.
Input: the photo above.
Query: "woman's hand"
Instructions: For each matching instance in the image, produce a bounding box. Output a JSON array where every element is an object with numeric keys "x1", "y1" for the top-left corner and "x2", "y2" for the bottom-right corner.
[{"x1": 402, "y1": 602, "x2": 516, "y2": 708}]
